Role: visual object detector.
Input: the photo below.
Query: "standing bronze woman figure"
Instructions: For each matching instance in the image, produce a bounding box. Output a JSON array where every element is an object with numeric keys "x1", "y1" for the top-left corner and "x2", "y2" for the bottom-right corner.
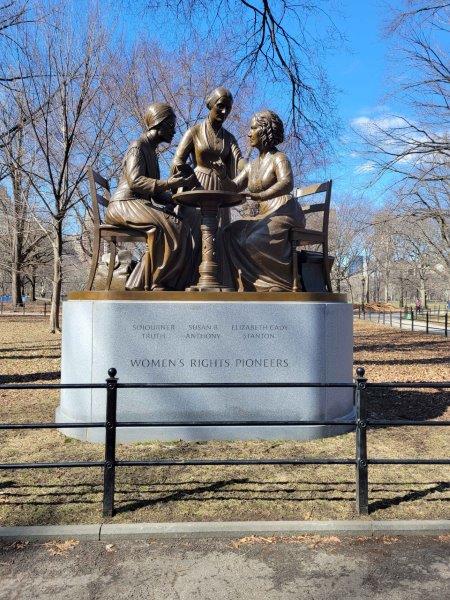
[
  {"x1": 172, "y1": 86, "x2": 244, "y2": 192},
  {"x1": 172, "y1": 86, "x2": 244, "y2": 284},
  {"x1": 105, "y1": 103, "x2": 194, "y2": 290},
  {"x1": 225, "y1": 110, "x2": 305, "y2": 291}
]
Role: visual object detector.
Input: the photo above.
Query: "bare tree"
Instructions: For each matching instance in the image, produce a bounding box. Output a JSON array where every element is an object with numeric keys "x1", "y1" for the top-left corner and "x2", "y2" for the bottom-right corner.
[
  {"x1": 0, "y1": 184, "x2": 52, "y2": 303},
  {"x1": 9, "y1": 5, "x2": 122, "y2": 331},
  {"x1": 354, "y1": 1, "x2": 449, "y2": 281},
  {"x1": 328, "y1": 198, "x2": 366, "y2": 295},
  {"x1": 0, "y1": 1, "x2": 29, "y2": 45},
  {"x1": 135, "y1": 0, "x2": 340, "y2": 161},
  {"x1": 389, "y1": 217, "x2": 438, "y2": 306},
  {"x1": 110, "y1": 38, "x2": 256, "y2": 163},
  {"x1": 0, "y1": 1, "x2": 37, "y2": 87},
  {"x1": 387, "y1": 1, "x2": 450, "y2": 32},
  {"x1": 0, "y1": 93, "x2": 37, "y2": 306}
]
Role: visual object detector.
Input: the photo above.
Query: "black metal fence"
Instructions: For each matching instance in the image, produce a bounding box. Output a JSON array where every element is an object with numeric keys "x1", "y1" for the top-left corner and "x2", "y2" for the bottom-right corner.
[
  {"x1": 0, "y1": 367, "x2": 448, "y2": 517},
  {"x1": 356, "y1": 306, "x2": 448, "y2": 337},
  {"x1": 0, "y1": 300, "x2": 52, "y2": 316}
]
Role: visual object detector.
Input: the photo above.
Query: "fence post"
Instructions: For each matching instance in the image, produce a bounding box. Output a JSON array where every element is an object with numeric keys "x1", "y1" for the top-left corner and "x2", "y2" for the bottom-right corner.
[
  {"x1": 355, "y1": 366, "x2": 368, "y2": 516},
  {"x1": 383, "y1": 311, "x2": 385, "y2": 325},
  {"x1": 390, "y1": 312, "x2": 392, "y2": 327},
  {"x1": 445, "y1": 313, "x2": 448, "y2": 338},
  {"x1": 426, "y1": 311, "x2": 429, "y2": 334},
  {"x1": 399, "y1": 311, "x2": 402, "y2": 330},
  {"x1": 411, "y1": 310, "x2": 414, "y2": 332},
  {"x1": 44, "y1": 302, "x2": 47, "y2": 317},
  {"x1": 103, "y1": 367, "x2": 118, "y2": 517}
]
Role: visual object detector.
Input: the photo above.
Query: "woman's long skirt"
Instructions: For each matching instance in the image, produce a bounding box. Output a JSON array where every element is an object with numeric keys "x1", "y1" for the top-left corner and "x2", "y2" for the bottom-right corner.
[
  {"x1": 224, "y1": 196, "x2": 305, "y2": 292},
  {"x1": 105, "y1": 199, "x2": 193, "y2": 290}
]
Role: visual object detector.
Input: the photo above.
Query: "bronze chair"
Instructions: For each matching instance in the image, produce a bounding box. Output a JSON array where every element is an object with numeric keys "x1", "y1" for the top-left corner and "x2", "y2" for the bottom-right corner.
[
  {"x1": 86, "y1": 167, "x2": 158, "y2": 291},
  {"x1": 289, "y1": 180, "x2": 333, "y2": 293}
]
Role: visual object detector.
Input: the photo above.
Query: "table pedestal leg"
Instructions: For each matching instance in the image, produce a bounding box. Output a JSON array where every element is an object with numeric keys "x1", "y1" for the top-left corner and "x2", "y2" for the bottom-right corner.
[{"x1": 189, "y1": 206, "x2": 233, "y2": 292}]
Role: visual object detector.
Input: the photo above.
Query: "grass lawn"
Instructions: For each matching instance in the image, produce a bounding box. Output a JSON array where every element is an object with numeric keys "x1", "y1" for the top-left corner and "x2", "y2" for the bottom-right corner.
[{"x1": 0, "y1": 315, "x2": 448, "y2": 526}]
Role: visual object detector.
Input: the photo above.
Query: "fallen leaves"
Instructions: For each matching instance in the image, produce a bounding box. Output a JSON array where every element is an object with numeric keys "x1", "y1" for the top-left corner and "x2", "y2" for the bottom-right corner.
[
  {"x1": 380, "y1": 536, "x2": 399, "y2": 545},
  {"x1": 231, "y1": 534, "x2": 342, "y2": 549},
  {"x1": 43, "y1": 539, "x2": 79, "y2": 556},
  {"x1": 8, "y1": 540, "x2": 29, "y2": 551}
]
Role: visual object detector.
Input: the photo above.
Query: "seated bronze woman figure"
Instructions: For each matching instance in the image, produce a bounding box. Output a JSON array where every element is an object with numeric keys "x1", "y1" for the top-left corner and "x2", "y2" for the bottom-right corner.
[
  {"x1": 225, "y1": 110, "x2": 305, "y2": 291},
  {"x1": 105, "y1": 103, "x2": 195, "y2": 291}
]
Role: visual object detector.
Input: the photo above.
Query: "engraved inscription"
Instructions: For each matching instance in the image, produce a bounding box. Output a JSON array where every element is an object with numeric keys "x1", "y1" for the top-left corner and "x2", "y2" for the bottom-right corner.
[
  {"x1": 185, "y1": 323, "x2": 220, "y2": 339},
  {"x1": 129, "y1": 319, "x2": 291, "y2": 369},
  {"x1": 133, "y1": 322, "x2": 176, "y2": 340},
  {"x1": 231, "y1": 323, "x2": 288, "y2": 339},
  {"x1": 130, "y1": 357, "x2": 289, "y2": 369}
]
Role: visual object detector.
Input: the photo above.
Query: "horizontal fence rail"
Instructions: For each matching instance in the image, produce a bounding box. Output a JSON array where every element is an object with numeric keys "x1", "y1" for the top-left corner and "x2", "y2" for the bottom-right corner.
[
  {"x1": 355, "y1": 306, "x2": 448, "y2": 337},
  {"x1": 116, "y1": 382, "x2": 356, "y2": 388},
  {"x1": 0, "y1": 367, "x2": 448, "y2": 517},
  {"x1": 0, "y1": 301, "x2": 63, "y2": 317}
]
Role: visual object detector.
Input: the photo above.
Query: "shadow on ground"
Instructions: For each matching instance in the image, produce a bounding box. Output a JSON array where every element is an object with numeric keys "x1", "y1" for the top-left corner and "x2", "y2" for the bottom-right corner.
[
  {"x1": 0, "y1": 371, "x2": 61, "y2": 384},
  {"x1": 367, "y1": 388, "x2": 448, "y2": 422}
]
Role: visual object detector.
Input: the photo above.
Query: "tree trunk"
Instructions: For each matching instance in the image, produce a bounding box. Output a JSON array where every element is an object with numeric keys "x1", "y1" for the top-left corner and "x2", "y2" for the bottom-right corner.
[
  {"x1": 9, "y1": 127, "x2": 25, "y2": 308},
  {"x1": 419, "y1": 275, "x2": 426, "y2": 307},
  {"x1": 30, "y1": 270, "x2": 37, "y2": 302},
  {"x1": 49, "y1": 222, "x2": 63, "y2": 333},
  {"x1": 11, "y1": 213, "x2": 23, "y2": 308},
  {"x1": 11, "y1": 268, "x2": 23, "y2": 307},
  {"x1": 384, "y1": 261, "x2": 390, "y2": 303},
  {"x1": 375, "y1": 275, "x2": 380, "y2": 302},
  {"x1": 348, "y1": 281, "x2": 354, "y2": 303}
]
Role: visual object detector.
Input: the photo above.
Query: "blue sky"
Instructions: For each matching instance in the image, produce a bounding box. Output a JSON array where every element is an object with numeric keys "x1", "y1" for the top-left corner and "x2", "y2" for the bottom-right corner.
[
  {"x1": 322, "y1": 0, "x2": 396, "y2": 199},
  {"x1": 328, "y1": 1, "x2": 389, "y2": 124},
  {"x1": 80, "y1": 0, "x2": 400, "y2": 202}
]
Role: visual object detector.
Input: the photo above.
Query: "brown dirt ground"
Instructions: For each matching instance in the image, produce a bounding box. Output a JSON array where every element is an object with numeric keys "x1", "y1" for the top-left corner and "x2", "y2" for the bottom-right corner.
[{"x1": 0, "y1": 316, "x2": 448, "y2": 526}]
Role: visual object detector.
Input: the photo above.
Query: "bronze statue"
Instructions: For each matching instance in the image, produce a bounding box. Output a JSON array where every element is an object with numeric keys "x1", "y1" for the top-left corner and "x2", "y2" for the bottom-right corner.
[
  {"x1": 172, "y1": 86, "x2": 245, "y2": 285},
  {"x1": 105, "y1": 103, "x2": 195, "y2": 290},
  {"x1": 172, "y1": 86, "x2": 244, "y2": 192},
  {"x1": 225, "y1": 110, "x2": 305, "y2": 291}
]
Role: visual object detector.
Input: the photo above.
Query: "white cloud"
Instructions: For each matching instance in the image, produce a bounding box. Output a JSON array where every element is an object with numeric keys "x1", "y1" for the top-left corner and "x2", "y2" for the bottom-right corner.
[
  {"x1": 355, "y1": 161, "x2": 376, "y2": 174},
  {"x1": 357, "y1": 104, "x2": 391, "y2": 116},
  {"x1": 351, "y1": 115, "x2": 406, "y2": 131}
]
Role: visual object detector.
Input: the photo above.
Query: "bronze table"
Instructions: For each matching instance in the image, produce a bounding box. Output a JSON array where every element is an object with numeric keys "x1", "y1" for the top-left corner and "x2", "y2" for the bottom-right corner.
[{"x1": 174, "y1": 189, "x2": 245, "y2": 291}]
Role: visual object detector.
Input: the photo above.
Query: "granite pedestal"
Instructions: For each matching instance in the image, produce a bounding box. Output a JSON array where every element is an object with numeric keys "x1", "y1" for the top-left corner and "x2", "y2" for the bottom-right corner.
[{"x1": 56, "y1": 292, "x2": 353, "y2": 442}]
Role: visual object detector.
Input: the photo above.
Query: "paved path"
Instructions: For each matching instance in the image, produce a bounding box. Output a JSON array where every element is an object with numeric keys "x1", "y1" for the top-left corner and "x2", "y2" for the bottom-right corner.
[
  {"x1": 355, "y1": 313, "x2": 447, "y2": 337},
  {"x1": 1, "y1": 535, "x2": 448, "y2": 599}
]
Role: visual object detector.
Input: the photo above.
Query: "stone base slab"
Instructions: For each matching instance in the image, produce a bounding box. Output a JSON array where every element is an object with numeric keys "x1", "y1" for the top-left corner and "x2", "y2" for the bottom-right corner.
[{"x1": 57, "y1": 298, "x2": 354, "y2": 442}]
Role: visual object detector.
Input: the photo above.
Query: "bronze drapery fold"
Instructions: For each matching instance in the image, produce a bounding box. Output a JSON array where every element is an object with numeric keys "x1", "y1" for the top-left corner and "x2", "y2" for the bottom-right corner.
[
  {"x1": 225, "y1": 150, "x2": 305, "y2": 291},
  {"x1": 172, "y1": 118, "x2": 243, "y2": 286},
  {"x1": 105, "y1": 133, "x2": 193, "y2": 290}
]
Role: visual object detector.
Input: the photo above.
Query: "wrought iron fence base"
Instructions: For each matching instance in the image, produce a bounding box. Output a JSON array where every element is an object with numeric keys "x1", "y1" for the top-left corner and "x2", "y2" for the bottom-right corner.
[{"x1": 0, "y1": 368, "x2": 448, "y2": 518}]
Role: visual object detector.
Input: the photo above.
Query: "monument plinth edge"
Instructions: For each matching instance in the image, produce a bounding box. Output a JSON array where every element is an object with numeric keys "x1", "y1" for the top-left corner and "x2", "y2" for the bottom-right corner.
[{"x1": 67, "y1": 290, "x2": 348, "y2": 302}]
